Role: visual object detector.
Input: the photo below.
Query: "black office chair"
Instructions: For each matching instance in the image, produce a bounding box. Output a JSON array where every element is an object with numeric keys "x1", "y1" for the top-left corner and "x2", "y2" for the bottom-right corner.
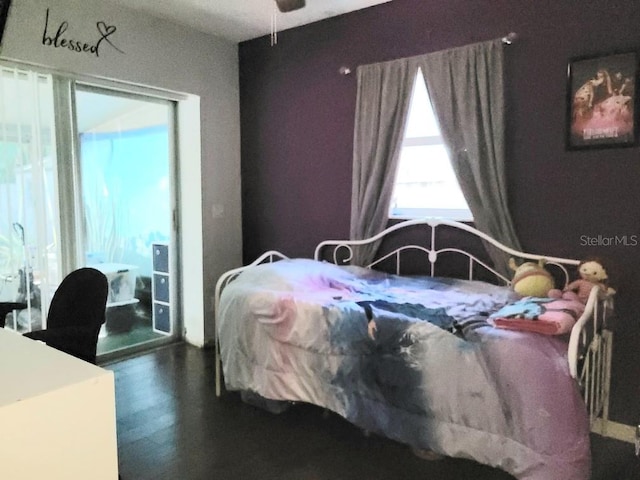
[
  {"x1": 0, "y1": 302, "x2": 28, "y2": 328},
  {"x1": 24, "y1": 267, "x2": 108, "y2": 364}
]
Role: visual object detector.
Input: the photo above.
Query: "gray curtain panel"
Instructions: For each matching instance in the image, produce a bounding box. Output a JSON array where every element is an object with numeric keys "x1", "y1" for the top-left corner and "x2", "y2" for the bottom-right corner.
[
  {"x1": 416, "y1": 39, "x2": 522, "y2": 274},
  {"x1": 350, "y1": 60, "x2": 416, "y2": 265},
  {"x1": 351, "y1": 39, "x2": 521, "y2": 273}
]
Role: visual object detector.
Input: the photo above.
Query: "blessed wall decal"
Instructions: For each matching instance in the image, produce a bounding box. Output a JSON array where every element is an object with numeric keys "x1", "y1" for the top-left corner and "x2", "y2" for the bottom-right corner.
[{"x1": 41, "y1": 8, "x2": 124, "y2": 57}]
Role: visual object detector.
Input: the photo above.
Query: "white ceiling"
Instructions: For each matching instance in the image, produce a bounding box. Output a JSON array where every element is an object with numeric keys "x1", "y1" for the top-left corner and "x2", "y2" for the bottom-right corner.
[{"x1": 107, "y1": 0, "x2": 393, "y2": 43}]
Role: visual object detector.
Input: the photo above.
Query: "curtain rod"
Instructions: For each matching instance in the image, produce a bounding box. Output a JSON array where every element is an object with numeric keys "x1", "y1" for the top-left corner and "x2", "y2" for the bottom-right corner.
[{"x1": 339, "y1": 32, "x2": 518, "y2": 75}]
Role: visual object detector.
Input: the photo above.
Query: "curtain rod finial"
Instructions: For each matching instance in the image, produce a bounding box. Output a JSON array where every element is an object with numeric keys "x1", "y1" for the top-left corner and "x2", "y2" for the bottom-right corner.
[
  {"x1": 502, "y1": 32, "x2": 517, "y2": 44},
  {"x1": 339, "y1": 66, "x2": 352, "y2": 75}
]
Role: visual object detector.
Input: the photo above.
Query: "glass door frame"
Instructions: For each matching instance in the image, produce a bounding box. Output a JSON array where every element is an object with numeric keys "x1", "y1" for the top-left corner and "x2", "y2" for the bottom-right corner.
[{"x1": 69, "y1": 81, "x2": 182, "y2": 361}]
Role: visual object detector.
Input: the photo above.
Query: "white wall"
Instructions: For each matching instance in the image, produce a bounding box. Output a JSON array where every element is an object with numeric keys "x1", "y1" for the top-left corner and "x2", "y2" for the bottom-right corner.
[{"x1": 0, "y1": 0, "x2": 243, "y2": 346}]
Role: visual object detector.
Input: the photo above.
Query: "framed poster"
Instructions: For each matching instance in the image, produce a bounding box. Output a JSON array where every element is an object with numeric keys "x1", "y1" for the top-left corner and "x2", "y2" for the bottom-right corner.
[
  {"x1": 0, "y1": 0, "x2": 11, "y2": 44},
  {"x1": 567, "y1": 51, "x2": 638, "y2": 150}
]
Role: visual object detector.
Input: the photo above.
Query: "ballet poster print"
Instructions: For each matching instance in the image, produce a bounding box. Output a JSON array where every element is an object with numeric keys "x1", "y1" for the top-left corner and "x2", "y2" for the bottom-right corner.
[{"x1": 567, "y1": 51, "x2": 638, "y2": 150}]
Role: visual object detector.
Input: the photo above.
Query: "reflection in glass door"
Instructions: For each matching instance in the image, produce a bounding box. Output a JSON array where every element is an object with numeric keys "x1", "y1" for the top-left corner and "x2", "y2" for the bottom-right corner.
[{"x1": 74, "y1": 87, "x2": 176, "y2": 357}]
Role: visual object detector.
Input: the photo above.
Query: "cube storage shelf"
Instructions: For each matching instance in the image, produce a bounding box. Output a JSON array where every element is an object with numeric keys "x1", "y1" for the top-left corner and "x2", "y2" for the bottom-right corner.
[{"x1": 152, "y1": 243, "x2": 171, "y2": 335}]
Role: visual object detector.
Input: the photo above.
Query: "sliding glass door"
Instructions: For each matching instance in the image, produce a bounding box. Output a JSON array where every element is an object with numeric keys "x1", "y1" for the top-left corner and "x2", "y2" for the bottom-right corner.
[
  {"x1": 75, "y1": 86, "x2": 177, "y2": 356},
  {"x1": 0, "y1": 66, "x2": 61, "y2": 332},
  {"x1": 0, "y1": 62, "x2": 179, "y2": 359}
]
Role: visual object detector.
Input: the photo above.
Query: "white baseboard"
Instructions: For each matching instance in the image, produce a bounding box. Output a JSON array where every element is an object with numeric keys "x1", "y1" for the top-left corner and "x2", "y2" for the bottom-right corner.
[{"x1": 592, "y1": 418, "x2": 636, "y2": 444}]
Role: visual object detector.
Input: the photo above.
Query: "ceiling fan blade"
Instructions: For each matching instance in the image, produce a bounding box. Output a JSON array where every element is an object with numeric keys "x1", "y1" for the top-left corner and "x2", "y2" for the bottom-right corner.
[{"x1": 275, "y1": 0, "x2": 306, "y2": 13}]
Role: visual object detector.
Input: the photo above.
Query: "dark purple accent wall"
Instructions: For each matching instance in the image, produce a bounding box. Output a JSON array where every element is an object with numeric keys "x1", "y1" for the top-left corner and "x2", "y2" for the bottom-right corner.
[{"x1": 239, "y1": 0, "x2": 640, "y2": 424}]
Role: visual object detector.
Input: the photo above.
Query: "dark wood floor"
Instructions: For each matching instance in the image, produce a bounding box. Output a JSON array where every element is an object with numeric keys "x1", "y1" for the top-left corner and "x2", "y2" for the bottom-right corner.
[{"x1": 104, "y1": 342, "x2": 639, "y2": 480}]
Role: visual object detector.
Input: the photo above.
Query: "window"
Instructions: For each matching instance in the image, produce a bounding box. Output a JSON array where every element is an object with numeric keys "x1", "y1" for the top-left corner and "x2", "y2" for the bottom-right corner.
[{"x1": 389, "y1": 71, "x2": 473, "y2": 221}]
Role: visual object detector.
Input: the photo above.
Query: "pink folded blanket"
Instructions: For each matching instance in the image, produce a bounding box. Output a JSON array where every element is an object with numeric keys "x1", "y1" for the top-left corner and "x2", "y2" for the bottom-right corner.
[{"x1": 489, "y1": 293, "x2": 585, "y2": 335}]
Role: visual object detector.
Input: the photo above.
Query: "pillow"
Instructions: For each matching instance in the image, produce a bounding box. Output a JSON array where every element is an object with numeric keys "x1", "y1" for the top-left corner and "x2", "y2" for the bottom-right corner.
[{"x1": 233, "y1": 258, "x2": 357, "y2": 292}]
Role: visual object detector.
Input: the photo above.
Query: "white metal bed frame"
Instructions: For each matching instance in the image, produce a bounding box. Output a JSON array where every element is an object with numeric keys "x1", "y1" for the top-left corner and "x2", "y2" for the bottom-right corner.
[{"x1": 214, "y1": 218, "x2": 612, "y2": 431}]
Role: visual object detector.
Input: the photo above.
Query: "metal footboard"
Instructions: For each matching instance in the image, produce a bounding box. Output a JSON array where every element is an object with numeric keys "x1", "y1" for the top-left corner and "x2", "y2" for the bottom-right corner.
[
  {"x1": 214, "y1": 250, "x2": 289, "y2": 397},
  {"x1": 580, "y1": 329, "x2": 613, "y2": 430}
]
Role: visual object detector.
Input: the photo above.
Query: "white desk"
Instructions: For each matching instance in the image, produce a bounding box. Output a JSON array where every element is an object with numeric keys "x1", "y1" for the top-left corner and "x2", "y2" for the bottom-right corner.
[{"x1": 0, "y1": 329, "x2": 119, "y2": 479}]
